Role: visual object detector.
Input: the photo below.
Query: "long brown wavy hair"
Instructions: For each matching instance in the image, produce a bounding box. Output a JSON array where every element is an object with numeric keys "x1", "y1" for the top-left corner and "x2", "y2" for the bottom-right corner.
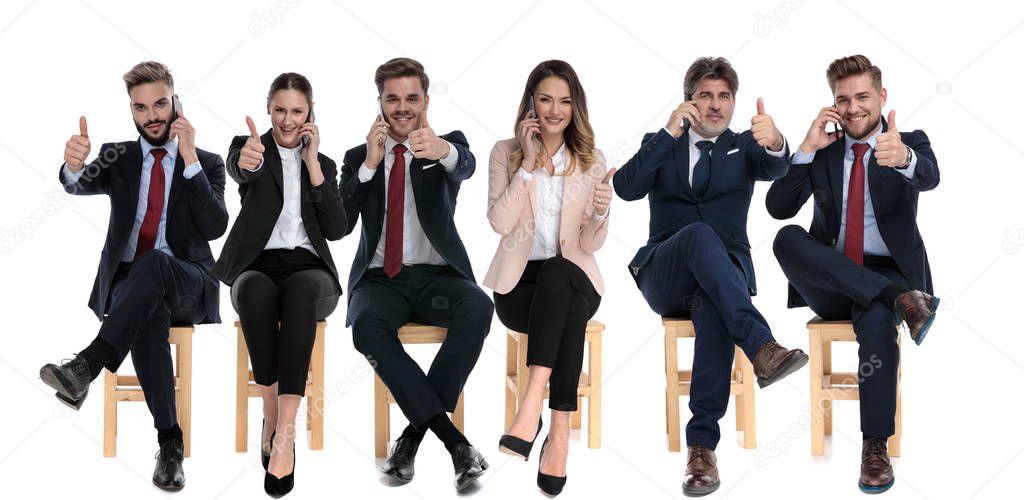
[{"x1": 509, "y1": 60, "x2": 595, "y2": 179}]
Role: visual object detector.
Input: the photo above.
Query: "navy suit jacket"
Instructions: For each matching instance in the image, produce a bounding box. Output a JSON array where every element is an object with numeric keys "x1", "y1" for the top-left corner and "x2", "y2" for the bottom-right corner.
[
  {"x1": 766, "y1": 119, "x2": 939, "y2": 308},
  {"x1": 613, "y1": 128, "x2": 789, "y2": 296},
  {"x1": 339, "y1": 131, "x2": 476, "y2": 325},
  {"x1": 59, "y1": 139, "x2": 228, "y2": 323}
]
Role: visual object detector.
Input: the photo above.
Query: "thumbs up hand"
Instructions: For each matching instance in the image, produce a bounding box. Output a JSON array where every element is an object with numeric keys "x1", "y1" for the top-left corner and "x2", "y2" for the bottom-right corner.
[
  {"x1": 751, "y1": 97, "x2": 785, "y2": 151},
  {"x1": 408, "y1": 108, "x2": 450, "y2": 160},
  {"x1": 593, "y1": 167, "x2": 617, "y2": 216},
  {"x1": 64, "y1": 116, "x2": 92, "y2": 173},
  {"x1": 238, "y1": 116, "x2": 266, "y2": 171},
  {"x1": 875, "y1": 110, "x2": 909, "y2": 168}
]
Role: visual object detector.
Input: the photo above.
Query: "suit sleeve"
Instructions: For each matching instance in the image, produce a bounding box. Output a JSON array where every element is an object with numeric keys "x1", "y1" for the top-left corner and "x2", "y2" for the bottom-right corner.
[
  {"x1": 441, "y1": 131, "x2": 475, "y2": 183},
  {"x1": 339, "y1": 147, "x2": 370, "y2": 237},
  {"x1": 187, "y1": 153, "x2": 229, "y2": 241},
  {"x1": 226, "y1": 135, "x2": 267, "y2": 185},
  {"x1": 310, "y1": 156, "x2": 347, "y2": 241},
  {"x1": 486, "y1": 142, "x2": 533, "y2": 235},
  {"x1": 59, "y1": 142, "x2": 121, "y2": 196},
  {"x1": 765, "y1": 154, "x2": 814, "y2": 220},
  {"x1": 579, "y1": 152, "x2": 610, "y2": 254},
  {"x1": 898, "y1": 130, "x2": 939, "y2": 192},
  {"x1": 745, "y1": 136, "x2": 790, "y2": 181},
  {"x1": 612, "y1": 130, "x2": 674, "y2": 201}
]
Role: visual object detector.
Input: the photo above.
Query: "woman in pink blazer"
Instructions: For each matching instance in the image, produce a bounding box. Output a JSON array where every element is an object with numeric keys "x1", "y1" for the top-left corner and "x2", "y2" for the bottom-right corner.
[{"x1": 484, "y1": 60, "x2": 615, "y2": 496}]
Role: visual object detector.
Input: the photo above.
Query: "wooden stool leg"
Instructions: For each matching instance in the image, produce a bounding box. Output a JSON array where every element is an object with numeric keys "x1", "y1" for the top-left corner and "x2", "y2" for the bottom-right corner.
[
  {"x1": 889, "y1": 337, "x2": 902, "y2": 457},
  {"x1": 822, "y1": 340, "x2": 833, "y2": 436},
  {"x1": 587, "y1": 330, "x2": 602, "y2": 449},
  {"x1": 374, "y1": 375, "x2": 389, "y2": 458},
  {"x1": 236, "y1": 329, "x2": 249, "y2": 453},
  {"x1": 571, "y1": 397, "x2": 583, "y2": 430},
  {"x1": 733, "y1": 359, "x2": 744, "y2": 432},
  {"x1": 665, "y1": 328, "x2": 681, "y2": 452},
  {"x1": 103, "y1": 369, "x2": 117, "y2": 457},
  {"x1": 505, "y1": 331, "x2": 517, "y2": 431},
  {"x1": 516, "y1": 333, "x2": 529, "y2": 405},
  {"x1": 453, "y1": 391, "x2": 465, "y2": 431},
  {"x1": 809, "y1": 328, "x2": 825, "y2": 456},
  {"x1": 738, "y1": 347, "x2": 757, "y2": 449},
  {"x1": 308, "y1": 325, "x2": 325, "y2": 450},
  {"x1": 178, "y1": 334, "x2": 193, "y2": 458}
]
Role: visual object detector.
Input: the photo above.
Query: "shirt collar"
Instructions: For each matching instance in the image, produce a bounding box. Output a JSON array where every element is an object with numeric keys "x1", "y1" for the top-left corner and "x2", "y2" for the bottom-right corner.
[
  {"x1": 385, "y1": 134, "x2": 412, "y2": 155},
  {"x1": 688, "y1": 130, "x2": 720, "y2": 149},
  {"x1": 844, "y1": 121, "x2": 883, "y2": 153},
  {"x1": 140, "y1": 135, "x2": 179, "y2": 164}
]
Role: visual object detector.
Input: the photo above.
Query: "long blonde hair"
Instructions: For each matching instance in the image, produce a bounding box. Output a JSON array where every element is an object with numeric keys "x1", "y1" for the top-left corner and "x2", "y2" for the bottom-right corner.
[{"x1": 509, "y1": 60, "x2": 595, "y2": 179}]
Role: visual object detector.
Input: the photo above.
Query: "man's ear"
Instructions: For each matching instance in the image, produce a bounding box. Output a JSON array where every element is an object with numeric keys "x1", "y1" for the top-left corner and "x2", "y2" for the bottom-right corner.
[{"x1": 879, "y1": 87, "x2": 888, "y2": 110}]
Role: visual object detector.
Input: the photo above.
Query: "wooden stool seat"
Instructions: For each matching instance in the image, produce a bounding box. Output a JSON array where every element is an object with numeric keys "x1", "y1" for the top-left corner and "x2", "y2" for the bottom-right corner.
[
  {"x1": 663, "y1": 318, "x2": 756, "y2": 451},
  {"x1": 504, "y1": 320, "x2": 604, "y2": 449},
  {"x1": 374, "y1": 323, "x2": 465, "y2": 458},
  {"x1": 235, "y1": 320, "x2": 326, "y2": 452},
  {"x1": 807, "y1": 317, "x2": 902, "y2": 456},
  {"x1": 103, "y1": 325, "x2": 195, "y2": 457}
]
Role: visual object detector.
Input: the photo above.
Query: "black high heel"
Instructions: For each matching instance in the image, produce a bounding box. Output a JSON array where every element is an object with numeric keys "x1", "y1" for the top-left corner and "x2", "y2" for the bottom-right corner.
[
  {"x1": 537, "y1": 438, "x2": 567, "y2": 496},
  {"x1": 261, "y1": 419, "x2": 276, "y2": 471},
  {"x1": 264, "y1": 440, "x2": 295, "y2": 498},
  {"x1": 498, "y1": 416, "x2": 544, "y2": 460}
]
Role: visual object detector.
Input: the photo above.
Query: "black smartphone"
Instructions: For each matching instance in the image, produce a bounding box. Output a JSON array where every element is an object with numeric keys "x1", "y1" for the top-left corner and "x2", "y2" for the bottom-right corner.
[
  {"x1": 301, "y1": 105, "x2": 315, "y2": 147},
  {"x1": 681, "y1": 93, "x2": 692, "y2": 133},
  {"x1": 171, "y1": 95, "x2": 182, "y2": 123},
  {"x1": 527, "y1": 93, "x2": 539, "y2": 138}
]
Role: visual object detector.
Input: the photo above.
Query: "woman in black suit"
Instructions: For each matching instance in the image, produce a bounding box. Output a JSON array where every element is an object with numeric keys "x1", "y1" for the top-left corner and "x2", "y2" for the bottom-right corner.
[{"x1": 213, "y1": 73, "x2": 346, "y2": 497}]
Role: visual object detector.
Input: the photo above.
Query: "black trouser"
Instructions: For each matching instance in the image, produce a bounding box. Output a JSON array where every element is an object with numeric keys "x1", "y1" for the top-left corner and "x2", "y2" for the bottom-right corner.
[
  {"x1": 231, "y1": 249, "x2": 340, "y2": 396},
  {"x1": 773, "y1": 225, "x2": 903, "y2": 438},
  {"x1": 348, "y1": 264, "x2": 493, "y2": 428},
  {"x1": 97, "y1": 251, "x2": 212, "y2": 429},
  {"x1": 493, "y1": 257, "x2": 601, "y2": 411}
]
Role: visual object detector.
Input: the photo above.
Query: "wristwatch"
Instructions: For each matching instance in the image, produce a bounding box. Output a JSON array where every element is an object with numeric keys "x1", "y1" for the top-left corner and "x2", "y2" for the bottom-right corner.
[{"x1": 894, "y1": 145, "x2": 912, "y2": 170}]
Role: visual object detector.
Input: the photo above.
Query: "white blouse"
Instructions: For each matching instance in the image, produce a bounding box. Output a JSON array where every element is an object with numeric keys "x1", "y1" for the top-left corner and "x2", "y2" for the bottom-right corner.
[
  {"x1": 264, "y1": 144, "x2": 317, "y2": 256},
  {"x1": 517, "y1": 144, "x2": 566, "y2": 261}
]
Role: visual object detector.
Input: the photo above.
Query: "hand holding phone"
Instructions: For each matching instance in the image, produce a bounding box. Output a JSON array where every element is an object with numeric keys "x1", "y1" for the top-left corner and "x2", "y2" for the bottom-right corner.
[
  {"x1": 666, "y1": 97, "x2": 700, "y2": 139},
  {"x1": 301, "y1": 106, "x2": 315, "y2": 147}
]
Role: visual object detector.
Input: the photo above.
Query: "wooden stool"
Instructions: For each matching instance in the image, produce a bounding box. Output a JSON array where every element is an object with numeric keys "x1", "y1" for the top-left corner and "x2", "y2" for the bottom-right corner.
[
  {"x1": 663, "y1": 318, "x2": 756, "y2": 452},
  {"x1": 374, "y1": 323, "x2": 466, "y2": 458},
  {"x1": 807, "y1": 317, "x2": 902, "y2": 456},
  {"x1": 504, "y1": 320, "x2": 604, "y2": 449},
  {"x1": 235, "y1": 320, "x2": 326, "y2": 452},
  {"x1": 103, "y1": 325, "x2": 195, "y2": 457}
]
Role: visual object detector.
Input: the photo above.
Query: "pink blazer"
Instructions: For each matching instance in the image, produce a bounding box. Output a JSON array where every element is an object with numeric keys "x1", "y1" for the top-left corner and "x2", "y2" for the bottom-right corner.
[{"x1": 483, "y1": 138, "x2": 609, "y2": 295}]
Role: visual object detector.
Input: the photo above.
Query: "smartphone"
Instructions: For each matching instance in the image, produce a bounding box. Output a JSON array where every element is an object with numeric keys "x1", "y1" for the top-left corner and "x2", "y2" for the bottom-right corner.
[
  {"x1": 681, "y1": 93, "x2": 692, "y2": 133},
  {"x1": 527, "y1": 93, "x2": 539, "y2": 139},
  {"x1": 301, "y1": 105, "x2": 315, "y2": 147},
  {"x1": 827, "y1": 105, "x2": 842, "y2": 137},
  {"x1": 376, "y1": 100, "x2": 387, "y2": 146},
  {"x1": 171, "y1": 95, "x2": 182, "y2": 123}
]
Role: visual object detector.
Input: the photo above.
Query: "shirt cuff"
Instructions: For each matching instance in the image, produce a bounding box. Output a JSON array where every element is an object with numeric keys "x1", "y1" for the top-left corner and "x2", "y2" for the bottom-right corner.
[
  {"x1": 898, "y1": 148, "x2": 918, "y2": 179},
  {"x1": 183, "y1": 161, "x2": 202, "y2": 179},
  {"x1": 440, "y1": 141, "x2": 459, "y2": 171},
  {"x1": 662, "y1": 127, "x2": 680, "y2": 140},
  {"x1": 791, "y1": 148, "x2": 816, "y2": 165},
  {"x1": 764, "y1": 138, "x2": 787, "y2": 157},
  {"x1": 248, "y1": 158, "x2": 264, "y2": 173},
  {"x1": 593, "y1": 208, "x2": 609, "y2": 222},
  {"x1": 62, "y1": 163, "x2": 85, "y2": 185},
  {"x1": 516, "y1": 168, "x2": 534, "y2": 182},
  {"x1": 358, "y1": 163, "x2": 377, "y2": 183}
]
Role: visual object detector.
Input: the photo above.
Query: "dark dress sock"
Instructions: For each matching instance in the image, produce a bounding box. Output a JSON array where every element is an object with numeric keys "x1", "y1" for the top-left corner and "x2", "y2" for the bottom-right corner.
[
  {"x1": 79, "y1": 337, "x2": 118, "y2": 379},
  {"x1": 426, "y1": 413, "x2": 469, "y2": 453}
]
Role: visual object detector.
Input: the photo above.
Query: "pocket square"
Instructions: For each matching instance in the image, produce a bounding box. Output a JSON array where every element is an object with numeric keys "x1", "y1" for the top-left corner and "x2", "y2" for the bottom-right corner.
[
  {"x1": 421, "y1": 162, "x2": 439, "y2": 170},
  {"x1": 727, "y1": 148, "x2": 740, "y2": 155}
]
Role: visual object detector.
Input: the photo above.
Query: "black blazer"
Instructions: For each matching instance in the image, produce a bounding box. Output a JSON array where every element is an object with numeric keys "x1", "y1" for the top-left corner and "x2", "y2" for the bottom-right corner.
[
  {"x1": 339, "y1": 131, "x2": 476, "y2": 323},
  {"x1": 613, "y1": 127, "x2": 789, "y2": 296},
  {"x1": 59, "y1": 139, "x2": 228, "y2": 323},
  {"x1": 213, "y1": 130, "x2": 347, "y2": 290},
  {"x1": 766, "y1": 118, "x2": 939, "y2": 308}
]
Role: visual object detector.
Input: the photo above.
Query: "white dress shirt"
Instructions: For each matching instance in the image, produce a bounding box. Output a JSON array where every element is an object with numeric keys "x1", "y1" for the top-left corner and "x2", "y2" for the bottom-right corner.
[
  {"x1": 62, "y1": 136, "x2": 202, "y2": 261},
  {"x1": 663, "y1": 128, "x2": 787, "y2": 186},
  {"x1": 518, "y1": 144, "x2": 567, "y2": 260},
  {"x1": 263, "y1": 143, "x2": 317, "y2": 255},
  {"x1": 357, "y1": 134, "x2": 460, "y2": 268},
  {"x1": 791, "y1": 125, "x2": 918, "y2": 257}
]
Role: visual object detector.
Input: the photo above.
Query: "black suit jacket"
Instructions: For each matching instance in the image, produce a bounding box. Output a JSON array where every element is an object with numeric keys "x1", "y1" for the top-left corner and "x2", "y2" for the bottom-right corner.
[
  {"x1": 765, "y1": 119, "x2": 939, "y2": 308},
  {"x1": 59, "y1": 139, "x2": 228, "y2": 323},
  {"x1": 339, "y1": 131, "x2": 476, "y2": 324},
  {"x1": 613, "y1": 128, "x2": 789, "y2": 296},
  {"x1": 213, "y1": 130, "x2": 347, "y2": 289}
]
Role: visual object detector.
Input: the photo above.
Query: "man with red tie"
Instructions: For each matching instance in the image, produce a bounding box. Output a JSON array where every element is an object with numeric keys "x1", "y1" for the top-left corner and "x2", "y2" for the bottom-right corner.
[
  {"x1": 39, "y1": 61, "x2": 227, "y2": 491},
  {"x1": 340, "y1": 58, "x2": 493, "y2": 492},
  {"x1": 767, "y1": 54, "x2": 940, "y2": 494}
]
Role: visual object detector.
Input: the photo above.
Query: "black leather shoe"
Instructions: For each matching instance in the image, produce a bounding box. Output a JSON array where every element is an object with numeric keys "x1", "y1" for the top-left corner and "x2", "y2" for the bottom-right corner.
[
  {"x1": 451, "y1": 443, "x2": 488, "y2": 491},
  {"x1": 536, "y1": 438, "x2": 567, "y2": 496},
  {"x1": 153, "y1": 437, "x2": 185, "y2": 491},
  {"x1": 40, "y1": 355, "x2": 92, "y2": 409},
  {"x1": 380, "y1": 435, "x2": 420, "y2": 484},
  {"x1": 264, "y1": 441, "x2": 295, "y2": 498},
  {"x1": 261, "y1": 419, "x2": 276, "y2": 471},
  {"x1": 499, "y1": 416, "x2": 544, "y2": 460}
]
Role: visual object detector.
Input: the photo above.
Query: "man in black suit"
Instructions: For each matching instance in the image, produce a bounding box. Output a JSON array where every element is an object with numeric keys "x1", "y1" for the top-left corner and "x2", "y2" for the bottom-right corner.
[
  {"x1": 341, "y1": 58, "x2": 493, "y2": 491},
  {"x1": 612, "y1": 57, "x2": 808, "y2": 497},
  {"x1": 768, "y1": 54, "x2": 939, "y2": 494},
  {"x1": 39, "y1": 61, "x2": 227, "y2": 491}
]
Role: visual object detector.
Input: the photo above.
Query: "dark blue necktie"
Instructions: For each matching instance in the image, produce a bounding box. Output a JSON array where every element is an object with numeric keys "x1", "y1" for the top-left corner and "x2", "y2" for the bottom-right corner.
[{"x1": 691, "y1": 140, "x2": 714, "y2": 197}]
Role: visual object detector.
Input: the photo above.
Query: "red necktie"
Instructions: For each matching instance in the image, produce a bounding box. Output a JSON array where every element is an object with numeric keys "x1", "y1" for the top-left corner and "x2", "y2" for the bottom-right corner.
[
  {"x1": 383, "y1": 144, "x2": 407, "y2": 278},
  {"x1": 135, "y1": 148, "x2": 167, "y2": 260},
  {"x1": 844, "y1": 143, "x2": 870, "y2": 265}
]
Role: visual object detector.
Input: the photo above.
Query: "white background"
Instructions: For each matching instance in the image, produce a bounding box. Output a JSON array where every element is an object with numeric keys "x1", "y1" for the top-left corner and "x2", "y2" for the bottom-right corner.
[{"x1": 1, "y1": 1, "x2": 1022, "y2": 499}]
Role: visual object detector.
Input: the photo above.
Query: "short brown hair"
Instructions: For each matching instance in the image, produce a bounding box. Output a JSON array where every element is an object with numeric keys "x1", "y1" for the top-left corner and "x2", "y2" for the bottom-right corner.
[
  {"x1": 267, "y1": 72, "x2": 313, "y2": 107},
  {"x1": 374, "y1": 57, "x2": 429, "y2": 95},
  {"x1": 123, "y1": 61, "x2": 174, "y2": 94},
  {"x1": 826, "y1": 54, "x2": 882, "y2": 92},
  {"x1": 683, "y1": 57, "x2": 738, "y2": 99}
]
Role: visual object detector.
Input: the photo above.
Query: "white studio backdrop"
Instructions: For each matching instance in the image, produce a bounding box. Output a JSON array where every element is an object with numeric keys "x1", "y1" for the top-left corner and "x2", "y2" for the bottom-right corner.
[{"x1": 1, "y1": 1, "x2": 1021, "y2": 499}]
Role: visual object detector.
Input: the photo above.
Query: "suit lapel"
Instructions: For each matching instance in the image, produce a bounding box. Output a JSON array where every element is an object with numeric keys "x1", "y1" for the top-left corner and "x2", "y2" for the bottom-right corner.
[
  {"x1": 826, "y1": 140, "x2": 845, "y2": 229},
  {"x1": 125, "y1": 141, "x2": 143, "y2": 215},
  {"x1": 705, "y1": 129, "x2": 735, "y2": 196},
  {"x1": 166, "y1": 151, "x2": 187, "y2": 216},
  {"x1": 261, "y1": 131, "x2": 284, "y2": 197},
  {"x1": 672, "y1": 132, "x2": 694, "y2": 199}
]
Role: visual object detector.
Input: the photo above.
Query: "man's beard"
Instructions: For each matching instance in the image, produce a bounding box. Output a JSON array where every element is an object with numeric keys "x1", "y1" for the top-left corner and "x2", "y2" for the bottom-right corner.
[
  {"x1": 844, "y1": 116, "x2": 881, "y2": 141},
  {"x1": 135, "y1": 120, "x2": 171, "y2": 146}
]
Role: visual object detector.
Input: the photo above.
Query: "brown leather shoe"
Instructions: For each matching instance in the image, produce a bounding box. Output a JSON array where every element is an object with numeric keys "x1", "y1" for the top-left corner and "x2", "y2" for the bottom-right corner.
[
  {"x1": 751, "y1": 341, "x2": 809, "y2": 388},
  {"x1": 859, "y1": 437, "x2": 894, "y2": 494},
  {"x1": 682, "y1": 445, "x2": 720, "y2": 497},
  {"x1": 894, "y1": 290, "x2": 939, "y2": 345}
]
